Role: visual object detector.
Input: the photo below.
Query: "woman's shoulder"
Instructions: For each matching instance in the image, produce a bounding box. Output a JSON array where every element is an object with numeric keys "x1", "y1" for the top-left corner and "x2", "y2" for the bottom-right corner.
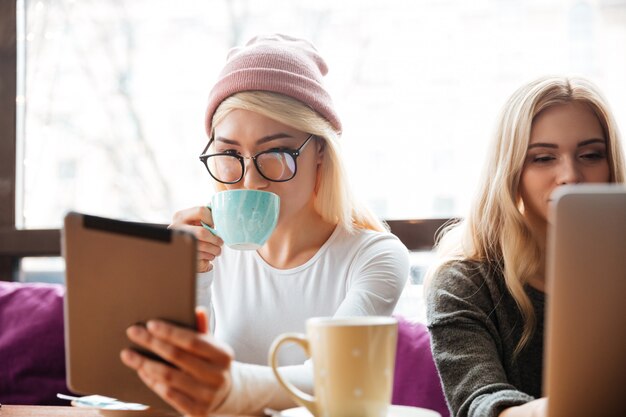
[
  {"x1": 427, "y1": 259, "x2": 504, "y2": 308},
  {"x1": 426, "y1": 259, "x2": 500, "y2": 327},
  {"x1": 332, "y1": 226, "x2": 409, "y2": 259},
  {"x1": 337, "y1": 226, "x2": 406, "y2": 247},
  {"x1": 433, "y1": 258, "x2": 499, "y2": 284}
]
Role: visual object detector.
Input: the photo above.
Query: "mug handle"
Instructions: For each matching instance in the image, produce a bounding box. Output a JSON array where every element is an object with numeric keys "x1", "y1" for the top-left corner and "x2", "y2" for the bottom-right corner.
[
  {"x1": 200, "y1": 205, "x2": 220, "y2": 237},
  {"x1": 200, "y1": 220, "x2": 219, "y2": 236},
  {"x1": 269, "y1": 333, "x2": 317, "y2": 416}
]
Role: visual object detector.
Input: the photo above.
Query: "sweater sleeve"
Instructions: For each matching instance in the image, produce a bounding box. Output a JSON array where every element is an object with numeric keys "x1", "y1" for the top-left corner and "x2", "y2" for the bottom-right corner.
[
  {"x1": 334, "y1": 233, "x2": 409, "y2": 317},
  {"x1": 211, "y1": 361, "x2": 313, "y2": 416},
  {"x1": 426, "y1": 262, "x2": 534, "y2": 417}
]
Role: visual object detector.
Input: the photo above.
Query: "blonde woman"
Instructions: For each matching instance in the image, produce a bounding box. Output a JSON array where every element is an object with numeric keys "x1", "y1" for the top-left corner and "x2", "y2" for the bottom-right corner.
[
  {"x1": 426, "y1": 76, "x2": 625, "y2": 417},
  {"x1": 120, "y1": 34, "x2": 409, "y2": 416}
]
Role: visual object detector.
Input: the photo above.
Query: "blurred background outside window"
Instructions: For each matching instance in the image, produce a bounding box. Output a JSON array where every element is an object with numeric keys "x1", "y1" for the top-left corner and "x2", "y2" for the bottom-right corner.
[{"x1": 15, "y1": 0, "x2": 626, "y2": 320}]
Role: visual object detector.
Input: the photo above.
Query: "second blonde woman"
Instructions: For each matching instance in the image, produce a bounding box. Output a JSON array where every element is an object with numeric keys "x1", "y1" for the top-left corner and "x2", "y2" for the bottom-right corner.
[{"x1": 426, "y1": 76, "x2": 625, "y2": 417}]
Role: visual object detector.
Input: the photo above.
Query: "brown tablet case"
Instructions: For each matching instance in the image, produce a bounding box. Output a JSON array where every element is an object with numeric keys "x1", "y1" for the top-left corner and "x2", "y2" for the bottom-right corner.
[{"x1": 63, "y1": 212, "x2": 197, "y2": 411}]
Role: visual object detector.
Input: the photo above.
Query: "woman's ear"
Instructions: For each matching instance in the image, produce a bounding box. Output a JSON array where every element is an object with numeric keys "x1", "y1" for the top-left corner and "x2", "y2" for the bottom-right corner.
[
  {"x1": 314, "y1": 139, "x2": 325, "y2": 194},
  {"x1": 316, "y1": 137, "x2": 326, "y2": 164}
]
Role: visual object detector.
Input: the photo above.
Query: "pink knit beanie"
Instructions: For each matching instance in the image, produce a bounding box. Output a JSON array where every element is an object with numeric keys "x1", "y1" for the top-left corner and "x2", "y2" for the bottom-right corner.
[{"x1": 205, "y1": 34, "x2": 342, "y2": 135}]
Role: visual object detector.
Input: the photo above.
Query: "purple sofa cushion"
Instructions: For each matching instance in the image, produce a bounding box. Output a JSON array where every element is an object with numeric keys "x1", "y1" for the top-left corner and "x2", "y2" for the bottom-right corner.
[
  {"x1": 0, "y1": 281, "x2": 71, "y2": 405},
  {"x1": 392, "y1": 316, "x2": 450, "y2": 417}
]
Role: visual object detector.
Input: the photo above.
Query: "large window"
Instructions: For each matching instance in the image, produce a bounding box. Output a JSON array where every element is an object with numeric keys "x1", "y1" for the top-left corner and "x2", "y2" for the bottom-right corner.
[
  {"x1": 15, "y1": 0, "x2": 626, "y2": 228},
  {"x1": 2, "y1": 1, "x2": 626, "y2": 316}
]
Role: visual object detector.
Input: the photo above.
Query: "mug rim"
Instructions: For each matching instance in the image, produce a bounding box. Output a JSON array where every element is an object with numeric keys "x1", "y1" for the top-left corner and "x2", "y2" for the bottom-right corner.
[
  {"x1": 306, "y1": 316, "x2": 397, "y2": 327},
  {"x1": 212, "y1": 189, "x2": 279, "y2": 198}
]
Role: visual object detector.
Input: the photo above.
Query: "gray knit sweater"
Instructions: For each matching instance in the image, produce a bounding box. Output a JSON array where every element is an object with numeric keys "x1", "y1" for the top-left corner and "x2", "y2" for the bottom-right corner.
[{"x1": 426, "y1": 260, "x2": 545, "y2": 417}]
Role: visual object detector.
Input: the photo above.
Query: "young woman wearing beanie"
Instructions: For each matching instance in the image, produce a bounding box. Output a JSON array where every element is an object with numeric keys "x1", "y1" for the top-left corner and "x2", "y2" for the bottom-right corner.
[
  {"x1": 120, "y1": 34, "x2": 409, "y2": 416},
  {"x1": 425, "y1": 76, "x2": 625, "y2": 417}
]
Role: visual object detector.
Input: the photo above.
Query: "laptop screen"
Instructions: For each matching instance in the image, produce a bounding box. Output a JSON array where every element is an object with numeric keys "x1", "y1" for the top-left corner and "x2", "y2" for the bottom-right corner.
[{"x1": 544, "y1": 184, "x2": 626, "y2": 417}]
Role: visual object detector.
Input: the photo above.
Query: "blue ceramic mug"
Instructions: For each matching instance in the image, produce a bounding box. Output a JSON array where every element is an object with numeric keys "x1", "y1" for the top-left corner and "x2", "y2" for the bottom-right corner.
[{"x1": 202, "y1": 190, "x2": 280, "y2": 250}]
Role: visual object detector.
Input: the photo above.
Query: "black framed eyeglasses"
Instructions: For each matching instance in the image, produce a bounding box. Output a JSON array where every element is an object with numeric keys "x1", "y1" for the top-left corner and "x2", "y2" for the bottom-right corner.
[{"x1": 199, "y1": 134, "x2": 316, "y2": 184}]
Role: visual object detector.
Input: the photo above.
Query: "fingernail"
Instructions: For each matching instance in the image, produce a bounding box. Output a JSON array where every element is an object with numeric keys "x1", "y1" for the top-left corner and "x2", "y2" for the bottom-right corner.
[
  {"x1": 146, "y1": 320, "x2": 163, "y2": 333},
  {"x1": 121, "y1": 349, "x2": 139, "y2": 366},
  {"x1": 127, "y1": 325, "x2": 146, "y2": 340}
]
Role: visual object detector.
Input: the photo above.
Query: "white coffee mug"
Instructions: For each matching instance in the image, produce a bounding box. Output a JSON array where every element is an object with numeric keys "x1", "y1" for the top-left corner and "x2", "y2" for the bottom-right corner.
[{"x1": 269, "y1": 316, "x2": 398, "y2": 417}]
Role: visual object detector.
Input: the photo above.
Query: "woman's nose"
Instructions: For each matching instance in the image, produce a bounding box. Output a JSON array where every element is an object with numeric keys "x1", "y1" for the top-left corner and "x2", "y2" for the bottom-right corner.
[
  {"x1": 242, "y1": 158, "x2": 269, "y2": 190},
  {"x1": 556, "y1": 158, "x2": 583, "y2": 185}
]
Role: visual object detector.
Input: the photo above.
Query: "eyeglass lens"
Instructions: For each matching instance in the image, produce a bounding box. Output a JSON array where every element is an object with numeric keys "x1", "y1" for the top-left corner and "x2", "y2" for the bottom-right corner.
[{"x1": 207, "y1": 151, "x2": 297, "y2": 183}]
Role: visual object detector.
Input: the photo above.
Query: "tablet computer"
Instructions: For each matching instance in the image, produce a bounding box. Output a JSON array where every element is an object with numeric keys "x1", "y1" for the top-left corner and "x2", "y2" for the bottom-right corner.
[
  {"x1": 62, "y1": 212, "x2": 197, "y2": 410},
  {"x1": 544, "y1": 184, "x2": 626, "y2": 417}
]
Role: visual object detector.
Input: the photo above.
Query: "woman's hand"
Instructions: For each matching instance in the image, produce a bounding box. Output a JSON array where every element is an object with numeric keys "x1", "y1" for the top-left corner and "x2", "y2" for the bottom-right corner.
[
  {"x1": 169, "y1": 206, "x2": 223, "y2": 273},
  {"x1": 499, "y1": 398, "x2": 548, "y2": 417},
  {"x1": 120, "y1": 319, "x2": 234, "y2": 417}
]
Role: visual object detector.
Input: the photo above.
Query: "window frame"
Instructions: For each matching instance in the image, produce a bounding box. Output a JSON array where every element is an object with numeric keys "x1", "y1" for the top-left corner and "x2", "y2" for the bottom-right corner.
[
  {"x1": 0, "y1": 1, "x2": 61, "y2": 280},
  {"x1": 0, "y1": 0, "x2": 19, "y2": 280},
  {"x1": 0, "y1": 2, "x2": 448, "y2": 281}
]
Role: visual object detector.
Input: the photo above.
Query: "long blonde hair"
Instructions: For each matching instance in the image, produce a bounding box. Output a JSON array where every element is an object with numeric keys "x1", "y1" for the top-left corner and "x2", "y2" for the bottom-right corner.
[
  {"x1": 210, "y1": 91, "x2": 387, "y2": 233},
  {"x1": 428, "y1": 76, "x2": 626, "y2": 356}
]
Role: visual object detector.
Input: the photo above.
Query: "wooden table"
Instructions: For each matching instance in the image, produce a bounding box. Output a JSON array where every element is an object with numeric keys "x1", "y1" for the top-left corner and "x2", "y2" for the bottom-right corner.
[
  {"x1": 0, "y1": 405, "x2": 254, "y2": 417},
  {"x1": 0, "y1": 405, "x2": 180, "y2": 416},
  {"x1": 0, "y1": 405, "x2": 102, "y2": 416}
]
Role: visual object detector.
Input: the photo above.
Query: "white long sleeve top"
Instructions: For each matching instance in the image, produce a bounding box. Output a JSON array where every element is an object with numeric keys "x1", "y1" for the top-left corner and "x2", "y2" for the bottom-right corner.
[{"x1": 196, "y1": 225, "x2": 409, "y2": 415}]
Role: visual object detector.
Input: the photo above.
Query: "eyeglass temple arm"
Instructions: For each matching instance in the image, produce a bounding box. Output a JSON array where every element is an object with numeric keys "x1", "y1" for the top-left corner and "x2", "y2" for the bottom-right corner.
[
  {"x1": 293, "y1": 134, "x2": 315, "y2": 155},
  {"x1": 200, "y1": 138, "x2": 214, "y2": 156}
]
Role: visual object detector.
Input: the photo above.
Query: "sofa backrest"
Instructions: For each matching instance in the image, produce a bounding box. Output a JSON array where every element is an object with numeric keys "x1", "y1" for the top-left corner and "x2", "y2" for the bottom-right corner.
[
  {"x1": 0, "y1": 282, "x2": 450, "y2": 414},
  {"x1": 392, "y1": 316, "x2": 450, "y2": 417},
  {"x1": 0, "y1": 281, "x2": 72, "y2": 405}
]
